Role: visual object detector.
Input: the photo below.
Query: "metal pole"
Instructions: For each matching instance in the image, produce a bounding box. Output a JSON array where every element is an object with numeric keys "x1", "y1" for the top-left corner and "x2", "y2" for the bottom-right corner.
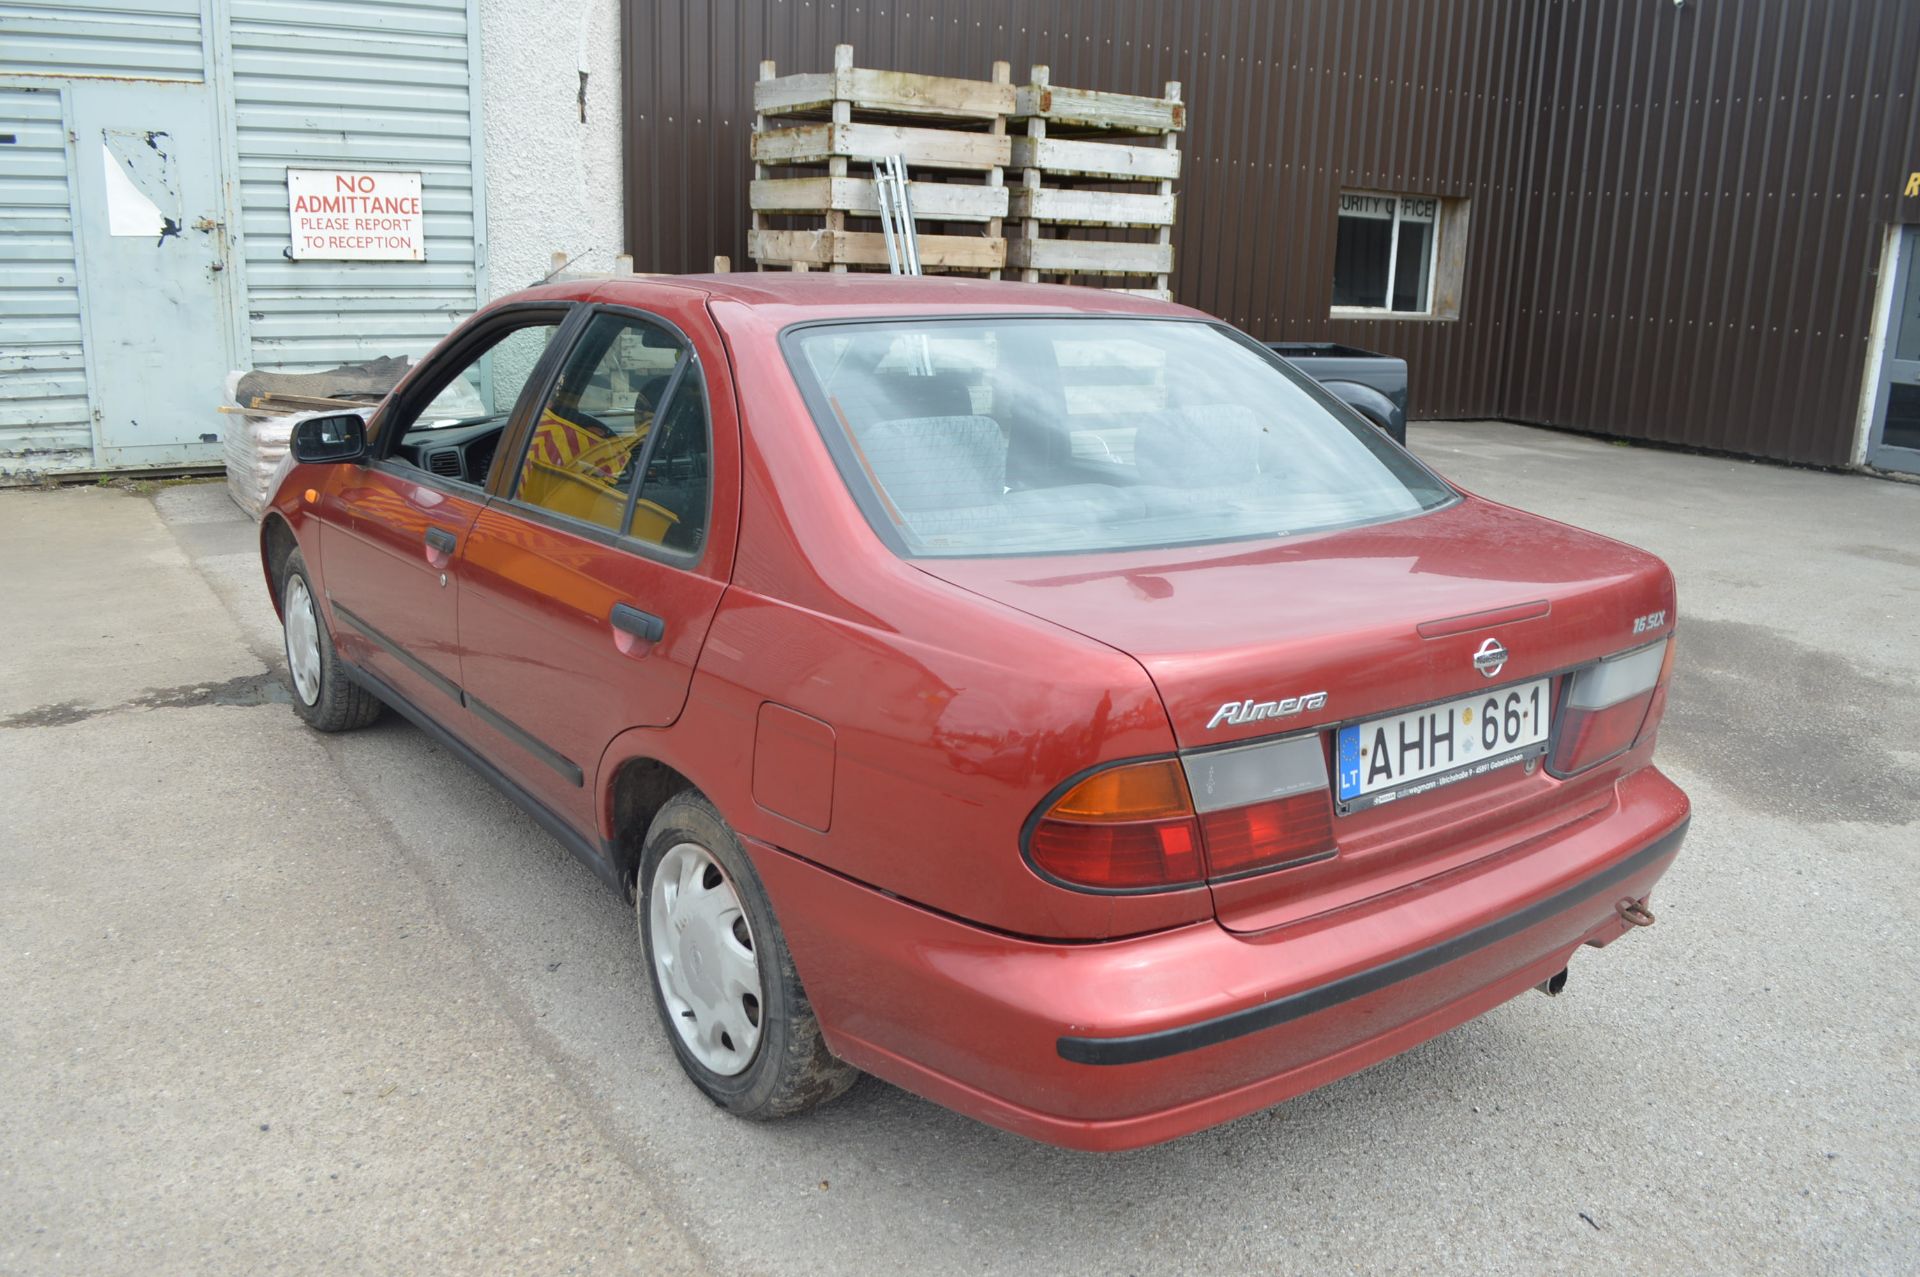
[
  {"x1": 892, "y1": 155, "x2": 921, "y2": 275},
  {"x1": 873, "y1": 160, "x2": 902, "y2": 274}
]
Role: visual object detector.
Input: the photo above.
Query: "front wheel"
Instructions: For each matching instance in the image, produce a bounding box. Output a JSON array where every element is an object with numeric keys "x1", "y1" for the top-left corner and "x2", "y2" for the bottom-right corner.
[
  {"x1": 638, "y1": 792, "x2": 857, "y2": 1119},
  {"x1": 280, "y1": 549, "x2": 382, "y2": 732}
]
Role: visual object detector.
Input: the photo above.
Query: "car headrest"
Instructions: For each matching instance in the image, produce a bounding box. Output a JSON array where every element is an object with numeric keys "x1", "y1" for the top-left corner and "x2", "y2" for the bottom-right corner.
[
  {"x1": 1133, "y1": 406, "x2": 1266, "y2": 485},
  {"x1": 855, "y1": 414, "x2": 1006, "y2": 513},
  {"x1": 837, "y1": 371, "x2": 978, "y2": 426},
  {"x1": 634, "y1": 373, "x2": 672, "y2": 413}
]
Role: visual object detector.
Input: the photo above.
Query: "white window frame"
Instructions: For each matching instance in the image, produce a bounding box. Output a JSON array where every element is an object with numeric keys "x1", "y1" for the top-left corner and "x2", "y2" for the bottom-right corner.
[{"x1": 1331, "y1": 190, "x2": 1443, "y2": 320}]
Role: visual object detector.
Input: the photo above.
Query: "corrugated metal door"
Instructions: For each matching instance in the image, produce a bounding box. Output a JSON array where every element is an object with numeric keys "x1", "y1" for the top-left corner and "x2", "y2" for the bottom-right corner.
[
  {"x1": 1, "y1": 0, "x2": 486, "y2": 478},
  {"x1": 69, "y1": 77, "x2": 233, "y2": 467},
  {"x1": 0, "y1": 0, "x2": 207, "y2": 80},
  {"x1": 228, "y1": 0, "x2": 486, "y2": 371},
  {"x1": 0, "y1": 84, "x2": 92, "y2": 475},
  {"x1": 2, "y1": 0, "x2": 231, "y2": 476}
]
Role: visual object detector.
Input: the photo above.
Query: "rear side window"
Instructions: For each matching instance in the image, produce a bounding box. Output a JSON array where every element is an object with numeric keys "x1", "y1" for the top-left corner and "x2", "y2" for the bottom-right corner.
[
  {"x1": 785, "y1": 317, "x2": 1454, "y2": 557},
  {"x1": 511, "y1": 311, "x2": 711, "y2": 555},
  {"x1": 631, "y1": 376, "x2": 710, "y2": 551}
]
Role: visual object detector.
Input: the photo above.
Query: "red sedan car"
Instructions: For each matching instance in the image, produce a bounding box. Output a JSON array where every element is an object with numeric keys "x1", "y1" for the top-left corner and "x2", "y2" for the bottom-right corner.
[{"x1": 261, "y1": 274, "x2": 1687, "y2": 1150}]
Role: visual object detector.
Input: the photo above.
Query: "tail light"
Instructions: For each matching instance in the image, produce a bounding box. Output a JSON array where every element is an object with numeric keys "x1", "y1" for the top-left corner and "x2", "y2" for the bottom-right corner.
[
  {"x1": 1197, "y1": 791, "x2": 1336, "y2": 879},
  {"x1": 1549, "y1": 637, "x2": 1673, "y2": 777},
  {"x1": 1639, "y1": 633, "x2": 1678, "y2": 738},
  {"x1": 1027, "y1": 760, "x2": 1204, "y2": 890},
  {"x1": 1027, "y1": 737, "x2": 1337, "y2": 892}
]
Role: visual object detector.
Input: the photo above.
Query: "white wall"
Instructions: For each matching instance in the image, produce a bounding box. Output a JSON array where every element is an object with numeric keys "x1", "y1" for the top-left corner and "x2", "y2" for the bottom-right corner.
[{"x1": 478, "y1": 0, "x2": 624, "y2": 302}]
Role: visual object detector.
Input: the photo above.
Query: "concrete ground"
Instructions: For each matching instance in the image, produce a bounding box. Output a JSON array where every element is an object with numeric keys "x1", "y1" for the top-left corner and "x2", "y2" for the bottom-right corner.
[{"x1": 1, "y1": 421, "x2": 1915, "y2": 1275}]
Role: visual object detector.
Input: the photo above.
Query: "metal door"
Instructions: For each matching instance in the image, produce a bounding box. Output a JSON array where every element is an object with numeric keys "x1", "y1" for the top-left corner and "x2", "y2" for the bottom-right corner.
[
  {"x1": 1867, "y1": 227, "x2": 1920, "y2": 476},
  {"x1": 68, "y1": 78, "x2": 233, "y2": 468},
  {"x1": 0, "y1": 84, "x2": 92, "y2": 477}
]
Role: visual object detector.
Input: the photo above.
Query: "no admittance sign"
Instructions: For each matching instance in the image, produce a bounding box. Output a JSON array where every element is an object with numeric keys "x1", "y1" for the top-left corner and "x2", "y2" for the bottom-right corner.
[{"x1": 287, "y1": 169, "x2": 424, "y2": 261}]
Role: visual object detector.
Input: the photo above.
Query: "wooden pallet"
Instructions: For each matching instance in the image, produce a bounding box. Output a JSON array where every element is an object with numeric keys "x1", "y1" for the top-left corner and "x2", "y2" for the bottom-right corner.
[
  {"x1": 1004, "y1": 237, "x2": 1174, "y2": 277},
  {"x1": 750, "y1": 46, "x2": 1012, "y2": 276},
  {"x1": 1009, "y1": 67, "x2": 1183, "y2": 297}
]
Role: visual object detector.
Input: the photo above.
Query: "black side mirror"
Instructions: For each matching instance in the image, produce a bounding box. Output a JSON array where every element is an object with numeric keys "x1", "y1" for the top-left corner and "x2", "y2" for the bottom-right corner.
[{"x1": 290, "y1": 412, "x2": 368, "y2": 464}]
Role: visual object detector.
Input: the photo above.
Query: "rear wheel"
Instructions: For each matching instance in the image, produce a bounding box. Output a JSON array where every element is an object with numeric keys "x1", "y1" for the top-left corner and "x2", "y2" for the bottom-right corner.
[
  {"x1": 280, "y1": 549, "x2": 382, "y2": 732},
  {"x1": 637, "y1": 792, "x2": 857, "y2": 1118}
]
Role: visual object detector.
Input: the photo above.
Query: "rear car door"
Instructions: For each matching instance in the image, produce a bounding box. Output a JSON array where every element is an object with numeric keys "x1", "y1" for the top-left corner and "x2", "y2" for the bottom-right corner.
[
  {"x1": 453, "y1": 302, "x2": 737, "y2": 826},
  {"x1": 319, "y1": 306, "x2": 571, "y2": 716}
]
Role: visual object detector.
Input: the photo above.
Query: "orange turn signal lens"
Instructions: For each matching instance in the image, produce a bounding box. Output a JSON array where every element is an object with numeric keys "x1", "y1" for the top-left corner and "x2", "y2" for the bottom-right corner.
[
  {"x1": 1029, "y1": 760, "x2": 1203, "y2": 890},
  {"x1": 1045, "y1": 759, "x2": 1193, "y2": 823}
]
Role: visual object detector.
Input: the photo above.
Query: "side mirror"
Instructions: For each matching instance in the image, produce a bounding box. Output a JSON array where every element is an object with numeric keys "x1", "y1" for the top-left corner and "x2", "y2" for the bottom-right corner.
[{"x1": 290, "y1": 412, "x2": 368, "y2": 464}]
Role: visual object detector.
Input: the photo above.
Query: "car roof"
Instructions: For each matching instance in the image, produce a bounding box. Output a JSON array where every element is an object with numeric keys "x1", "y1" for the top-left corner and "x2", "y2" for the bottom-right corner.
[{"x1": 574, "y1": 271, "x2": 1205, "y2": 322}]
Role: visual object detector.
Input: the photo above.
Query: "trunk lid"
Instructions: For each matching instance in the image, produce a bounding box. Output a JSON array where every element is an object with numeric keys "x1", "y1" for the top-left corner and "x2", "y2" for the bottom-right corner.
[{"x1": 918, "y1": 496, "x2": 1676, "y2": 930}]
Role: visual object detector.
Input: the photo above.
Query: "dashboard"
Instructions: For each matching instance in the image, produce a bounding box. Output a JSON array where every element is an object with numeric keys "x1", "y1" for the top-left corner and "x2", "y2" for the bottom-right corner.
[{"x1": 394, "y1": 416, "x2": 508, "y2": 487}]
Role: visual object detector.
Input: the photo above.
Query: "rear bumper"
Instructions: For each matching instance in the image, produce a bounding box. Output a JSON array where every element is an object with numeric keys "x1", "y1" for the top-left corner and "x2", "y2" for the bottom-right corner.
[{"x1": 748, "y1": 767, "x2": 1689, "y2": 1151}]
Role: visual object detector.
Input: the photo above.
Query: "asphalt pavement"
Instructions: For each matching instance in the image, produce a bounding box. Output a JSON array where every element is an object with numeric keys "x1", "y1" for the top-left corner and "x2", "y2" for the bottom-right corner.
[{"x1": 2, "y1": 421, "x2": 1915, "y2": 1275}]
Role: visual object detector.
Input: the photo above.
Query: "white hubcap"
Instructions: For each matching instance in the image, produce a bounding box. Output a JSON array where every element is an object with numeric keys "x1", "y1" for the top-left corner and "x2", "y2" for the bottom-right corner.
[
  {"x1": 648, "y1": 842, "x2": 764, "y2": 1075},
  {"x1": 284, "y1": 575, "x2": 322, "y2": 706}
]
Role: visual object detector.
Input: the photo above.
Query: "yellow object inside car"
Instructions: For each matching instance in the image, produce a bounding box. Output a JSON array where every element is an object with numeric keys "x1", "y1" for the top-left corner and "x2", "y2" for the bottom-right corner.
[{"x1": 520, "y1": 408, "x2": 680, "y2": 540}]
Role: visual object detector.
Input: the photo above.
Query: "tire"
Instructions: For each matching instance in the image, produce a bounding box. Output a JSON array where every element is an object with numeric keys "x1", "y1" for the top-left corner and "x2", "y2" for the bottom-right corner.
[
  {"x1": 638, "y1": 791, "x2": 857, "y2": 1119},
  {"x1": 279, "y1": 549, "x2": 383, "y2": 733}
]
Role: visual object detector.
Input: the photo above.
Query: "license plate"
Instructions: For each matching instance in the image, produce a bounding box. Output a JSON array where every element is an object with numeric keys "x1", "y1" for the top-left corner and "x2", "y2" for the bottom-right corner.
[{"x1": 1335, "y1": 678, "x2": 1551, "y2": 813}]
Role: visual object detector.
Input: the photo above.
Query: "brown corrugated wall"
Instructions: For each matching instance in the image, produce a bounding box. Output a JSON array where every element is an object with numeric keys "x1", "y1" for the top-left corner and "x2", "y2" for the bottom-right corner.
[
  {"x1": 622, "y1": 0, "x2": 1920, "y2": 465},
  {"x1": 1506, "y1": 0, "x2": 1920, "y2": 465}
]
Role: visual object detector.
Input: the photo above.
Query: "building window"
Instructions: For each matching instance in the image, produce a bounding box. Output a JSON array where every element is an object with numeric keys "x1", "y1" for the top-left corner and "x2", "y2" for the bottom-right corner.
[{"x1": 1332, "y1": 191, "x2": 1463, "y2": 318}]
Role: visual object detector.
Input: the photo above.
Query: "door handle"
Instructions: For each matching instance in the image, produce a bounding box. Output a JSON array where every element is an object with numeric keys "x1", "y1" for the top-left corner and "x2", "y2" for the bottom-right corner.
[
  {"x1": 610, "y1": 603, "x2": 665, "y2": 644},
  {"x1": 424, "y1": 527, "x2": 458, "y2": 554}
]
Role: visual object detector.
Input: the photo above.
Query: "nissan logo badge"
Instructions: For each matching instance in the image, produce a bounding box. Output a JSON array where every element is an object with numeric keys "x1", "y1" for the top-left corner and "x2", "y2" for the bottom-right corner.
[{"x1": 1473, "y1": 637, "x2": 1508, "y2": 679}]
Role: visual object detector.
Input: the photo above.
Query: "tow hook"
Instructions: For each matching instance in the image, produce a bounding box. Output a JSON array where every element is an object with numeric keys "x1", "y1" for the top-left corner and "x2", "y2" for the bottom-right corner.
[{"x1": 1616, "y1": 897, "x2": 1656, "y2": 928}]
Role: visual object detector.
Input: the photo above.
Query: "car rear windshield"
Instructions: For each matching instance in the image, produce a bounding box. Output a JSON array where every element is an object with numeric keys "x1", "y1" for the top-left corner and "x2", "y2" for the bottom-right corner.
[{"x1": 785, "y1": 317, "x2": 1455, "y2": 557}]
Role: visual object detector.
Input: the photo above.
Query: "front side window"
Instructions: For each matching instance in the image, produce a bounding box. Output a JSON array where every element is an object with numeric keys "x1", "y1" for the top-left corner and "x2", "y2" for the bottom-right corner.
[
  {"x1": 786, "y1": 318, "x2": 1454, "y2": 558},
  {"x1": 1333, "y1": 191, "x2": 1441, "y2": 315},
  {"x1": 511, "y1": 311, "x2": 710, "y2": 553},
  {"x1": 415, "y1": 321, "x2": 561, "y2": 429},
  {"x1": 383, "y1": 315, "x2": 562, "y2": 486}
]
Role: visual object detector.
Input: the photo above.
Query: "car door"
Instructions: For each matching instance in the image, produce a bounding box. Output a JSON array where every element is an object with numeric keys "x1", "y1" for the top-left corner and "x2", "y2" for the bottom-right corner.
[
  {"x1": 454, "y1": 302, "x2": 738, "y2": 826},
  {"x1": 319, "y1": 305, "x2": 574, "y2": 717}
]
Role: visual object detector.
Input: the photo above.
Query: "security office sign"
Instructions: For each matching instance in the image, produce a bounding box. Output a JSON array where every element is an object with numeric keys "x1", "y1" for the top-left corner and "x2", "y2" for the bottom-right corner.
[{"x1": 287, "y1": 168, "x2": 424, "y2": 261}]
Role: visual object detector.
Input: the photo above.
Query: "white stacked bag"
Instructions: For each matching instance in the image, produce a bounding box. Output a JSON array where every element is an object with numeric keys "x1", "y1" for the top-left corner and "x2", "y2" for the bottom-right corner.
[
  {"x1": 219, "y1": 356, "x2": 411, "y2": 521},
  {"x1": 220, "y1": 373, "x2": 314, "y2": 521}
]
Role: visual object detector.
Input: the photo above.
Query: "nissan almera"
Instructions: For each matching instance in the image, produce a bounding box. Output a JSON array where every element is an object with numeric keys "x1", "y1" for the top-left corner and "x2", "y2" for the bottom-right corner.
[{"x1": 261, "y1": 274, "x2": 1687, "y2": 1149}]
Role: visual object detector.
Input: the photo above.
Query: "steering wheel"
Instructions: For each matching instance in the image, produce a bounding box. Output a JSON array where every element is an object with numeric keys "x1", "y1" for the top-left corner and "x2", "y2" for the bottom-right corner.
[{"x1": 565, "y1": 408, "x2": 617, "y2": 437}]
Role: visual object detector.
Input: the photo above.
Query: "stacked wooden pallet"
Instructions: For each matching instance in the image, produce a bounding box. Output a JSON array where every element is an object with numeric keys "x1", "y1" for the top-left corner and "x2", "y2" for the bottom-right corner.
[
  {"x1": 749, "y1": 45, "x2": 1013, "y2": 276},
  {"x1": 1007, "y1": 67, "x2": 1184, "y2": 299}
]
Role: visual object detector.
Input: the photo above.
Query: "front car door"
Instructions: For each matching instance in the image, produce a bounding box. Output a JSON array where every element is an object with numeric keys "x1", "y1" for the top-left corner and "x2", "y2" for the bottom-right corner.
[
  {"x1": 454, "y1": 299, "x2": 738, "y2": 828},
  {"x1": 319, "y1": 305, "x2": 572, "y2": 717}
]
